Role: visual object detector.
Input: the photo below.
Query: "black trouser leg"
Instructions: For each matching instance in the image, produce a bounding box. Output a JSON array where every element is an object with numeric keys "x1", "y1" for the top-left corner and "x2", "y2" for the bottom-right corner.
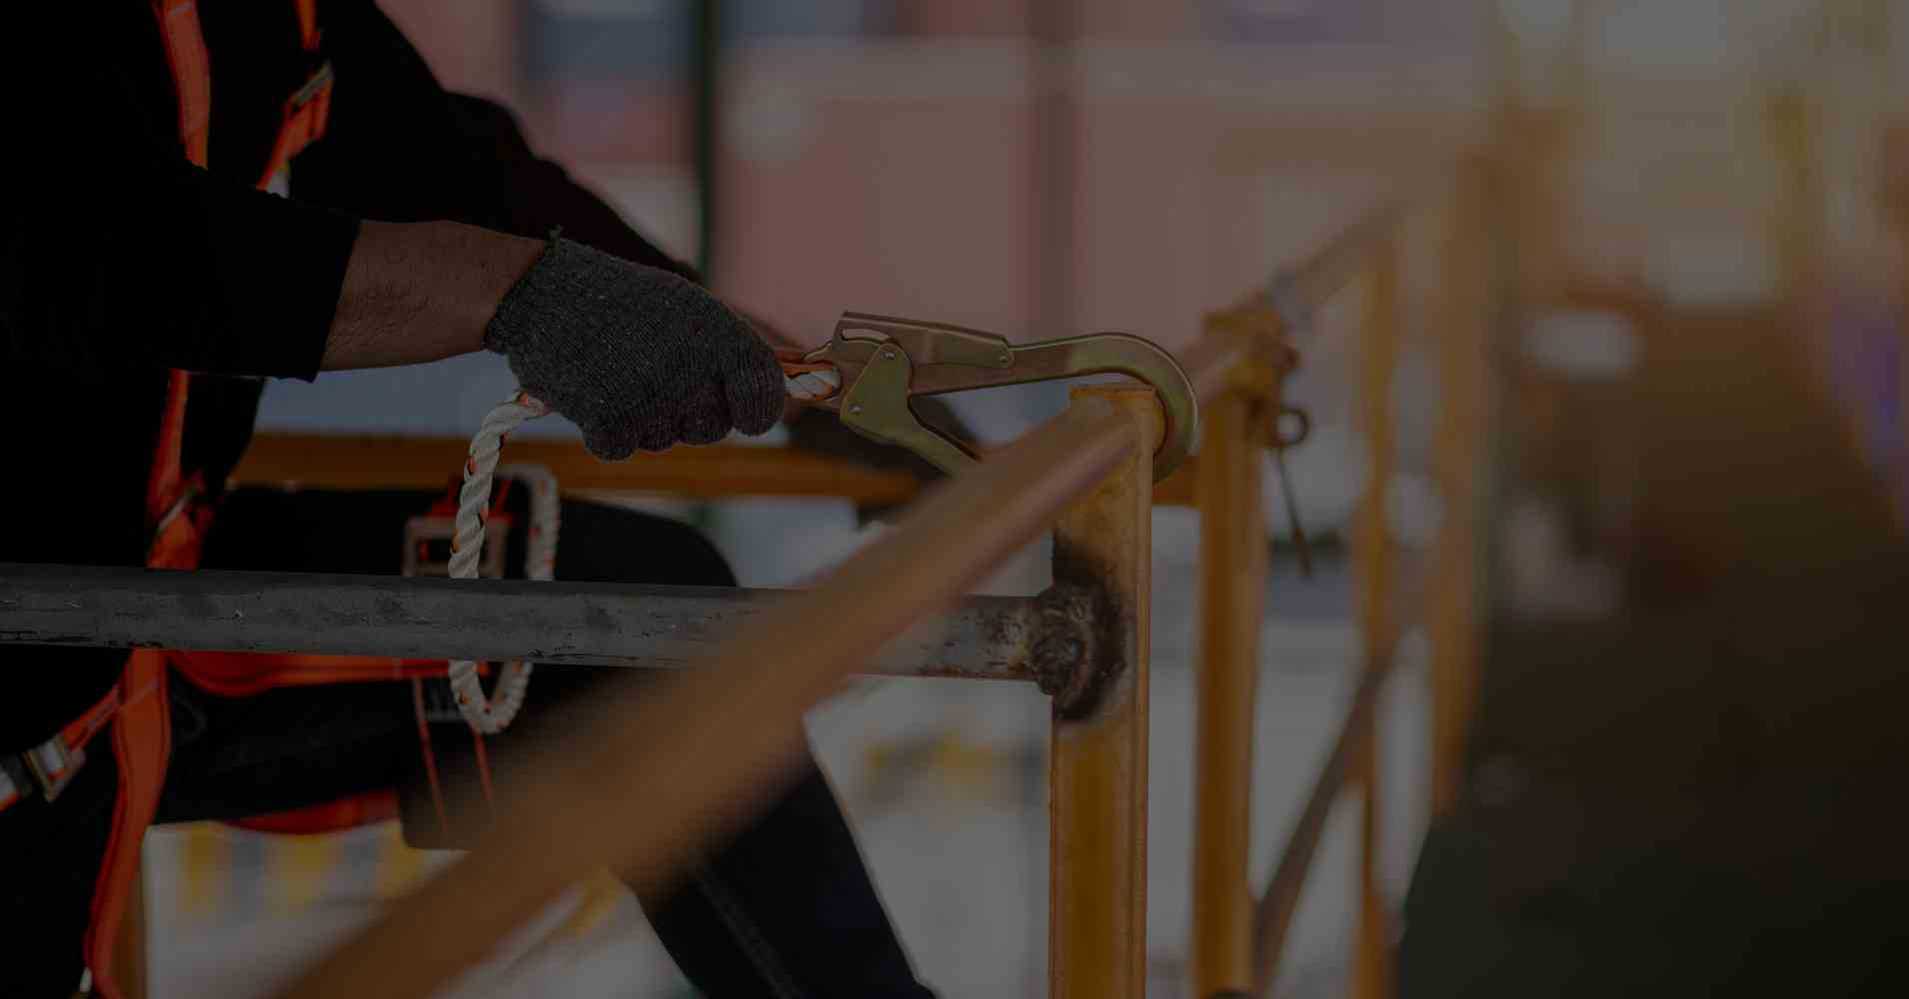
[{"x1": 641, "y1": 767, "x2": 935, "y2": 998}]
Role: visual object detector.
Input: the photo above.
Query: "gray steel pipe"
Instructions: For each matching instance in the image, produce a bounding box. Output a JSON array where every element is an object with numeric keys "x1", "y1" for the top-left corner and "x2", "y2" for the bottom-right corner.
[{"x1": 0, "y1": 562, "x2": 1046, "y2": 681}]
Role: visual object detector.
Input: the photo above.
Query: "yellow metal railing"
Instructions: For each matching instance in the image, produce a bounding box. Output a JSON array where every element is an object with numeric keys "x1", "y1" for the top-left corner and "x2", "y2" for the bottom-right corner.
[
  {"x1": 1192, "y1": 203, "x2": 1425, "y2": 999},
  {"x1": 1192, "y1": 144, "x2": 1505, "y2": 997}
]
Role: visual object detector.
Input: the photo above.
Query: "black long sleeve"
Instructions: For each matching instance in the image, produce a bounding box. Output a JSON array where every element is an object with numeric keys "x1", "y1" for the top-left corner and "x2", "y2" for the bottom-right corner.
[{"x1": 293, "y1": 0, "x2": 700, "y2": 282}]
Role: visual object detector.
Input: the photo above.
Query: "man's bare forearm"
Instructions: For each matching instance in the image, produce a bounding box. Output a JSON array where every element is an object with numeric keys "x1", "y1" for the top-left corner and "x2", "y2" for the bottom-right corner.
[{"x1": 320, "y1": 220, "x2": 544, "y2": 371}]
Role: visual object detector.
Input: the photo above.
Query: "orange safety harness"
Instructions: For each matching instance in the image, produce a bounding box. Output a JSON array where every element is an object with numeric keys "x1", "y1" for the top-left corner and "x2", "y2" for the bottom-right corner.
[{"x1": 0, "y1": 4, "x2": 490, "y2": 994}]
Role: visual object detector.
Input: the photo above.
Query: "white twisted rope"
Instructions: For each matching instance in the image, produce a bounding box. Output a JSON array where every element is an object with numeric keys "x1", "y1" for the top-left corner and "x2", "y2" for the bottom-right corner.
[
  {"x1": 448, "y1": 392, "x2": 553, "y2": 734},
  {"x1": 447, "y1": 366, "x2": 839, "y2": 734},
  {"x1": 784, "y1": 367, "x2": 840, "y2": 402}
]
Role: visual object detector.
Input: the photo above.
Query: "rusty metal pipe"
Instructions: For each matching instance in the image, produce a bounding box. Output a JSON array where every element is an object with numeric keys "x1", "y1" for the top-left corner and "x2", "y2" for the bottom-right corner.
[
  {"x1": 1189, "y1": 373, "x2": 1270, "y2": 997},
  {"x1": 0, "y1": 563, "x2": 1061, "y2": 682},
  {"x1": 1048, "y1": 387, "x2": 1160, "y2": 999},
  {"x1": 1351, "y1": 235, "x2": 1403, "y2": 999}
]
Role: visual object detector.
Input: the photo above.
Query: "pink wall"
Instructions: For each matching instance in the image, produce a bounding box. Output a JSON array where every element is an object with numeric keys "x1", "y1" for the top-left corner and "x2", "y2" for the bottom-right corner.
[
  {"x1": 716, "y1": 87, "x2": 1040, "y2": 342},
  {"x1": 895, "y1": 0, "x2": 1030, "y2": 37},
  {"x1": 713, "y1": 45, "x2": 1467, "y2": 351}
]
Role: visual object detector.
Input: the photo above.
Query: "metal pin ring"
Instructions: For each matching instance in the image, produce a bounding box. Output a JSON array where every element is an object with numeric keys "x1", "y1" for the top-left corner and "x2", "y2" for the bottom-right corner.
[{"x1": 1270, "y1": 405, "x2": 1311, "y2": 449}]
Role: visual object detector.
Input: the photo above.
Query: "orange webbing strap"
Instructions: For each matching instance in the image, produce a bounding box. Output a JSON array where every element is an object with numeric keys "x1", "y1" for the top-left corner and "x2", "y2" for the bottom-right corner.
[
  {"x1": 257, "y1": 62, "x2": 333, "y2": 189},
  {"x1": 143, "y1": 371, "x2": 193, "y2": 538},
  {"x1": 83, "y1": 367, "x2": 200, "y2": 997},
  {"x1": 226, "y1": 790, "x2": 399, "y2": 836},
  {"x1": 89, "y1": 5, "x2": 406, "y2": 987},
  {"x1": 294, "y1": 0, "x2": 320, "y2": 51},
  {"x1": 259, "y1": 0, "x2": 333, "y2": 188},
  {"x1": 173, "y1": 651, "x2": 450, "y2": 697},
  {"x1": 152, "y1": 0, "x2": 210, "y2": 167},
  {"x1": 84, "y1": 9, "x2": 212, "y2": 993},
  {"x1": 81, "y1": 654, "x2": 170, "y2": 999}
]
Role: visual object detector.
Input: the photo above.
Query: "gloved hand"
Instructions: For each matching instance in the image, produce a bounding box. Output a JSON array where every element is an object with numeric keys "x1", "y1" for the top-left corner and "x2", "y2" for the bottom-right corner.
[{"x1": 483, "y1": 237, "x2": 785, "y2": 459}]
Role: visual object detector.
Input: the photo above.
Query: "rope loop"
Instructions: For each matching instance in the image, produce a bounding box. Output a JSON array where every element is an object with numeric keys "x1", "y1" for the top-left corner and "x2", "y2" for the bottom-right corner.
[
  {"x1": 447, "y1": 392, "x2": 554, "y2": 734},
  {"x1": 446, "y1": 368, "x2": 831, "y2": 733}
]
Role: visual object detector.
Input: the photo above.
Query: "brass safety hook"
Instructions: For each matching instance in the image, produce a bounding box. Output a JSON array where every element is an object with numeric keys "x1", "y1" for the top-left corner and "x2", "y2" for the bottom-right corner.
[{"x1": 791, "y1": 312, "x2": 1199, "y2": 482}]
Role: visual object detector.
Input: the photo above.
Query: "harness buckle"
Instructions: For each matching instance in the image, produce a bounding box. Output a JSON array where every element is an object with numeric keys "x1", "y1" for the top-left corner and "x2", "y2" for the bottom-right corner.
[
  {"x1": 22, "y1": 738, "x2": 85, "y2": 803},
  {"x1": 289, "y1": 60, "x2": 334, "y2": 114}
]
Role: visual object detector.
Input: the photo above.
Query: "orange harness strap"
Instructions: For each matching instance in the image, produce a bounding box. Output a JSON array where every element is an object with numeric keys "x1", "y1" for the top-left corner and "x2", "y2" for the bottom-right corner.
[
  {"x1": 78, "y1": 5, "x2": 343, "y2": 995},
  {"x1": 151, "y1": 0, "x2": 210, "y2": 166},
  {"x1": 83, "y1": 367, "x2": 190, "y2": 998},
  {"x1": 258, "y1": 0, "x2": 332, "y2": 189}
]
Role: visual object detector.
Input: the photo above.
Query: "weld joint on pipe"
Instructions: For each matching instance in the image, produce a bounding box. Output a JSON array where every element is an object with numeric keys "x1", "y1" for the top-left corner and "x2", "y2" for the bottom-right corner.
[
  {"x1": 1030, "y1": 583, "x2": 1097, "y2": 711},
  {"x1": 1029, "y1": 569, "x2": 1129, "y2": 719}
]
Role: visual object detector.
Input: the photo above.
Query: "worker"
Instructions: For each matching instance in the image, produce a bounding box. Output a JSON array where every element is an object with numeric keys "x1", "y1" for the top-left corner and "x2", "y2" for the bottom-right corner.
[{"x1": 0, "y1": 2, "x2": 934, "y2": 996}]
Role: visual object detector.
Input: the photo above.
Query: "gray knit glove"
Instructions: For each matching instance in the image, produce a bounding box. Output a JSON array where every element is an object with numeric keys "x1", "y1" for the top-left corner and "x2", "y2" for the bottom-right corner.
[{"x1": 483, "y1": 238, "x2": 785, "y2": 459}]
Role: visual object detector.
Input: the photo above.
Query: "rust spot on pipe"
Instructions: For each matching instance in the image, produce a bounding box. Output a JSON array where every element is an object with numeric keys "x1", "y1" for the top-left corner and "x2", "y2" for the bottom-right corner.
[
  {"x1": 1030, "y1": 584, "x2": 1094, "y2": 704},
  {"x1": 1042, "y1": 540, "x2": 1131, "y2": 720}
]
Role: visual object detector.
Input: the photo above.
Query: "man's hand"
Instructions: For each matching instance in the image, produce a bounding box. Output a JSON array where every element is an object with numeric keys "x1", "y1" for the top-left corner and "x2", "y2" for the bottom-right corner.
[
  {"x1": 483, "y1": 239, "x2": 786, "y2": 459},
  {"x1": 317, "y1": 224, "x2": 785, "y2": 460},
  {"x1": 729, "y1": 309, "x2": 819, "y2": 425}
]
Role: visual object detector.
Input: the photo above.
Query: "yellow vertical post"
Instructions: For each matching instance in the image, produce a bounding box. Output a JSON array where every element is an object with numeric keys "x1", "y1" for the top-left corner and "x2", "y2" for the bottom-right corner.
[
  {"x1": 373, "y1": 822, "x2": 430, "y2": 902},
  {"x1": 273, "y1": 833, "x2": 344, "y2": 915},
  {"x1": 1351, "y1": 236, "x2": 1402, "y2": 999},
  {"x1": 1049, "y1": 386, "x2": 1160, "y2": 999},
  {"x1": 1189, "y1": 321, "x2": 1278, "y2": 999},
  {"x1": 181, "y1": 822, "x2": 229, "y2": 916},
  {"x1": 1429, "y1": 154, "x2": 1493, "y2": 820}
]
